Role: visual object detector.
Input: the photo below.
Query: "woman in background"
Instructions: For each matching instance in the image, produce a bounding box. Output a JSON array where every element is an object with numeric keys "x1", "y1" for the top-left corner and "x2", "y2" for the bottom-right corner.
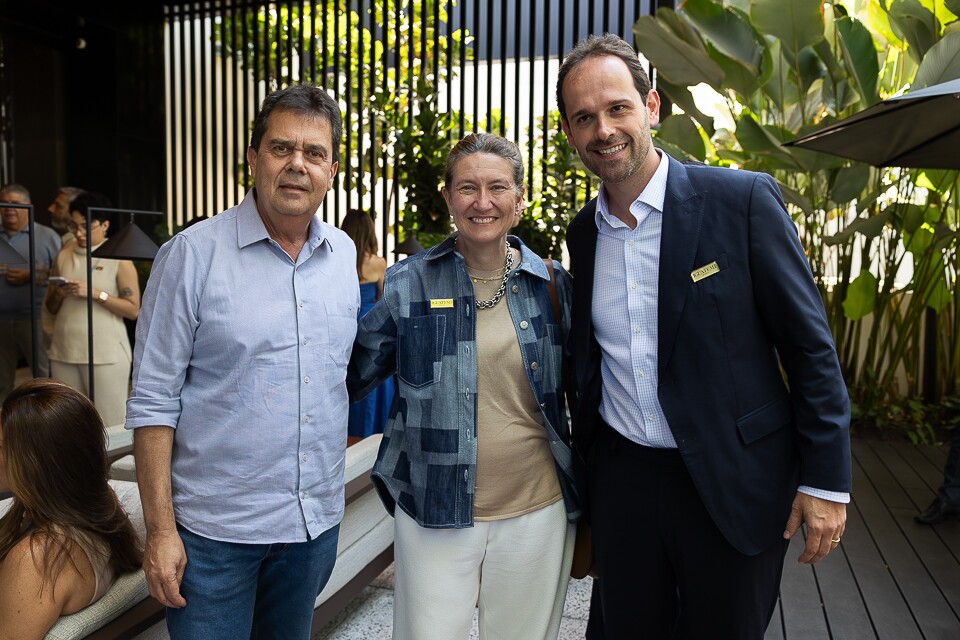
[
  {"x1": 45, "y1": 193, "x2": 140, "y2": 426},
  {"x1": 340, "y1": 209, "x2": 394, "y2": 438},
  {"x1": 0, "y1": 379, "x2": 141, "y2": 639}
]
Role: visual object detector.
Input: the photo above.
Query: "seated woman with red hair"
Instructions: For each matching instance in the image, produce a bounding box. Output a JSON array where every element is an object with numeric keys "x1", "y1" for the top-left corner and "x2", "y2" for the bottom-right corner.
[{"x1": 0, "y1": 380, "x2": 141, "y2": 639}]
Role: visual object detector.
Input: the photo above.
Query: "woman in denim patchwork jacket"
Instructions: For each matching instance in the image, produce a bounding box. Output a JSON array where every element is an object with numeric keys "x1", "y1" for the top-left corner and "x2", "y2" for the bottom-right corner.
[{"x1": 348, "y1": 133, "x2": 579, "y2": 640}]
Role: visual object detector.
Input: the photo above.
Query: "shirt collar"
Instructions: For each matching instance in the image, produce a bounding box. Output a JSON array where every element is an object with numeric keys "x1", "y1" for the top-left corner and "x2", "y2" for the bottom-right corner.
[
  {"x1": 594, "y1": 149, "x2": 669, "y2": 230},
  {"x1": 3, "y1": 224, "x2": 30, "y2": 240},
  {"x1": 237, "y1": 188, "x2": 328, "y2": 252}
]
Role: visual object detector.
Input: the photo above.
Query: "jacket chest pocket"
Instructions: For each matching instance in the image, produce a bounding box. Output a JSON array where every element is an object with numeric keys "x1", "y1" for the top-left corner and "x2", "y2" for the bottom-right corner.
[{"x1": 397, "y1": 315, "x2": 446, "y2": 389}]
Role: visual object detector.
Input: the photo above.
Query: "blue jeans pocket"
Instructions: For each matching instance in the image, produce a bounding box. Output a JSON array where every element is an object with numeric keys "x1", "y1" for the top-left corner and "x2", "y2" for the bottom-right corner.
[{"x1": 397, "y1": 315, "x2": 445, "y2": 389}]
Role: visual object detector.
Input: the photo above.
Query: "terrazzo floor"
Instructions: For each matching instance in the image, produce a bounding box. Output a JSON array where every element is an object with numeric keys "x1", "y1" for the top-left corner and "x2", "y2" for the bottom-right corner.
[{"x1": 312, "y1": 564, "x2": 595, "y2": 639}]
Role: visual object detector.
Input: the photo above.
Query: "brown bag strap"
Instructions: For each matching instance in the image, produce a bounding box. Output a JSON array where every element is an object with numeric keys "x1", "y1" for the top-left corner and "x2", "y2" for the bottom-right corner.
[
  {"x1": 542, "y1": 258, "x2": 574, "y2": 411},
  {"x1": 542, "y1": 258, "x2": 562, "y2": 331}
]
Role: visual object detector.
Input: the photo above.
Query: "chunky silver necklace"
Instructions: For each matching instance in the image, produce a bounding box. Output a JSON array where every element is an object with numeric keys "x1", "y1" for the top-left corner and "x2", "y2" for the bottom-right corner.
[{"x1": 471, "y1": 240, "x2": 514, "y2": 310}]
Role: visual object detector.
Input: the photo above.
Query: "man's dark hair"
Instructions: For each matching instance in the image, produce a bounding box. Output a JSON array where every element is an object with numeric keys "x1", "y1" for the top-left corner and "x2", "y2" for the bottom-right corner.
[
  {"x1": 249, "y1": 83, "x2": 343, "y2": 163},
  {"x1": 556, "y1": 33, "x2": 652, "y2": 123}
]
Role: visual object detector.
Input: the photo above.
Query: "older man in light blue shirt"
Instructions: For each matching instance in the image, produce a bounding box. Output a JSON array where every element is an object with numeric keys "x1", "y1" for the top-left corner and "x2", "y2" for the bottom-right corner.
[{"x1": 126, "y1": 84, "x2": 358, "y2": 640}]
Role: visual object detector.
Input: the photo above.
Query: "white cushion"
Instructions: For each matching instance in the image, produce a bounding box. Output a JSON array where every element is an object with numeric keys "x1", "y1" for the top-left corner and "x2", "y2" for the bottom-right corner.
[
  {"x1": 45, "y1": 570, "x2": 149, "y2": 640},
  {"x1": 110, "y1": 455, "x2": 137, "y2": 482}
]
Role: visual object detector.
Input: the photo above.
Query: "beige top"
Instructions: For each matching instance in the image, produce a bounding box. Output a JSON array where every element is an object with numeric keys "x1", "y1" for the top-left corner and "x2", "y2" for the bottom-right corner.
[
  {"x1": 70, "y1": 528, "x2": 116, "y2": 606},
  {"x1": 470, "y1": 251, "x2": 562, "y2": 521},
  {"x1": 48, "y1": 244, "x2": 132, "y2": 364}
]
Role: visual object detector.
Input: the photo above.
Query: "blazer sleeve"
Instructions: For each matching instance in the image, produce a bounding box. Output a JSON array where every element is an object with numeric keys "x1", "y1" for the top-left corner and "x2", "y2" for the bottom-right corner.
[{"x1": 748, "y1": 173, "x2": 852, "y2": 492}]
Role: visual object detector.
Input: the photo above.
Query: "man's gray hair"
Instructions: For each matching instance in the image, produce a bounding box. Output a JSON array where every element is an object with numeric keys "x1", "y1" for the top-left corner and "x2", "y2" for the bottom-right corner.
[
  {"x1": 58, "y1": 186, "x2": 84, "y2": 204},
  {"x1": 0, "y1": 183, "x2": 31, "y2": 202}
]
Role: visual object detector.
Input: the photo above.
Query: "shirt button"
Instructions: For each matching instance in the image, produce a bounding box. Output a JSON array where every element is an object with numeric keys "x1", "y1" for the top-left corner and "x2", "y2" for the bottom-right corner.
[
  {"x1": 304, "y1": 415, "x2": 310, "y2": 423},
  {"x1": 635, "y1": 327, "x2": 641, "y2": 334},
  {"x1": 302, "y1": 338, "x2": 308, "y2": 345},
  {"x1": 303, "y1": 376, "x2": 310, "y2": 383},
  {"x1": 647, "y1": 415, "x2": 655, "y2": 421},
  {"x1": 520, "y1": 320, "x2": 529, "y2": 329},
  {"x1": 463, "y1": 469, "x2": 468, "y2": 481},
  {"x1": 511, "y1": 285, "x2": 519, "y2": 293},
  {"x1": 300, "y1": 491, "x2": 306, "y2": 499},
  {"x1": 298, "y1": 300, "x2": 304, "y2": 307},
  {"x1": 638, "y1": 371, "x2": 645, "y2": 378},
  {"x1": 631, "y1": 282, "x2": 638, "y2": 289},
  {"x1": 628, "y1": 240, "x2": 635, "y2": 247},
  {"x1": 302, "y1": 454, "x2": 308, "y2": 461},
  {"x1": 530, "y1": 361, "x2": 538, "y2": 371}
]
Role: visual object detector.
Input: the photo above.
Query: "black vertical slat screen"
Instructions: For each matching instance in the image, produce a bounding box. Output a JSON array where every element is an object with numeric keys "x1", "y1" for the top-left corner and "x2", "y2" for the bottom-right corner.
[{"x1": 162, "y1": 0, "x2": 659, "y2": 260}]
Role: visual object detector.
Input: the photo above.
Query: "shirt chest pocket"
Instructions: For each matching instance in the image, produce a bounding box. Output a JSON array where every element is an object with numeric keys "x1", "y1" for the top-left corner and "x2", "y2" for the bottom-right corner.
[
  {"x1": 397, "y1": 315, "x2": 446, "y2": 389},
  {"x1": 324, "y1": 300, "x2": 359, "y2": 367}
]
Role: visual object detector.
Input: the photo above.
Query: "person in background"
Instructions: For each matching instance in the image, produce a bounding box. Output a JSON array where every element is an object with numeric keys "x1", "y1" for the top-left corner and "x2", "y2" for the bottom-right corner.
[
  {"x1": 0, "y1": 379, "x2": 141, "y2": 639},
  {"x1": 560, "y1": 34, "x2": 851, "y2": 638},
  {"x1": 915, "y1": 424, "x2": 960, "y2": 524},
  {"x1": 349, "y1": 132, "x2": 579, "y2": 640},
  {"x1": 45, "y1": 193, "x2": 140, "y2": 427},
  {"x1": 340, "y1": 209, "x2": 394, "y2": 439},
  {"x1": 0, "y1": 184, "x2": 61, "y2": 401},
  {"x1": 47, "y1": 186, "x2": 84, "y2": 244},
  {"x1": 126, "y1": 83, "x2": 356, "y2": 640},
  {"x1": 42, "y1": 187, "x2": 85, "y2": 360}
]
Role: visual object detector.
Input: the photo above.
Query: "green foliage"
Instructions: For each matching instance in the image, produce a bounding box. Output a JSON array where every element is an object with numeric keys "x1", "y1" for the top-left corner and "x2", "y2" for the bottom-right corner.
[
  {"x1": 214, "y1": 0, "x2": 470, "y2": 246},
  {"x1": 636, "y1": 0, "x2": 960, "y2": 435},
  {"x1": 391, "y1": 83, "x2": 460, "y2": 248},
  {"x1": 514, "y1": 111, "x2": 592, "y2": 259}
]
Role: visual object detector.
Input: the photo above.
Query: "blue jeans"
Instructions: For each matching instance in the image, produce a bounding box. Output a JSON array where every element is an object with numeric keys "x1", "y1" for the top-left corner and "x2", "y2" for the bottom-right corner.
[{"x1": 166, "y1": 522, "x2": 340, "y2": 640}]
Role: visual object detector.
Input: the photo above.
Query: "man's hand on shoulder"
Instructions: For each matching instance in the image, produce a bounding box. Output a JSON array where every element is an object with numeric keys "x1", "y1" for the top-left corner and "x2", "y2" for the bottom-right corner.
[
  {"x1": 143, "y1": 528, "x2": 188, "y2": 608},
  {"x1": 783, "y1": 492, "x2": 846, "y2": 564}
]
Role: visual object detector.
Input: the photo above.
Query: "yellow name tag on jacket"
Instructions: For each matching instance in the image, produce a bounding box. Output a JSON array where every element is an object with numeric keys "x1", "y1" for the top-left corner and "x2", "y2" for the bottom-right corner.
[
  {"x1": 430, "y1": 299, "x2": 454, "y2": 308},
  {"x1": 690, "y1": 261, "x2": 720, "y2": 283}
]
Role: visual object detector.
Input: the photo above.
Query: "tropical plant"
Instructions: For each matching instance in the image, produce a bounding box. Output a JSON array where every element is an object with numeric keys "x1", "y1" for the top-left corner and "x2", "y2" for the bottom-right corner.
[
  {"x1": 514, "y1": 110, "x2": 593, "y2": 260},
  {"x1": 634, "y1": 0, "x2": 960, "y2": 434},
  {"x1": 213, "y1": 0, "x2": 471, "y2": 244}
]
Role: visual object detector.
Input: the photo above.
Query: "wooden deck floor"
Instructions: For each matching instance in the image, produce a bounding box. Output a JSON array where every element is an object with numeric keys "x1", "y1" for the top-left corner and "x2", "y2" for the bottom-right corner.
[{"x1": 768, "y1": 439, "x2": 960, "y2": 640}]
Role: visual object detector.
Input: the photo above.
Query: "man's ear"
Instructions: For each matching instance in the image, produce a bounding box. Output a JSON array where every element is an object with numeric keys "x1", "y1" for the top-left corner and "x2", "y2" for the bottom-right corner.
[{"x1": 646, "y1": 90, "x2": 662, "y2": 128}]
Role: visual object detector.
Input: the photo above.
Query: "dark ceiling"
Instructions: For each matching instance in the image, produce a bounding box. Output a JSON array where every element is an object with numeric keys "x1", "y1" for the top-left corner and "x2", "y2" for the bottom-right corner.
[{"x1": 0, "y1": 1, "x2": 166, "y2": 49}]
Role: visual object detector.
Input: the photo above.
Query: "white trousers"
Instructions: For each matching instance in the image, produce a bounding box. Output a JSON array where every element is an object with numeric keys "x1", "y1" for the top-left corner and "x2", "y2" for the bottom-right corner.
[
  {"x1": 393, "y1": 499, "x2": 575, "y2": 640},
  {"x1": 50, "y1": 359, "x2": 131, "y2": 427}
]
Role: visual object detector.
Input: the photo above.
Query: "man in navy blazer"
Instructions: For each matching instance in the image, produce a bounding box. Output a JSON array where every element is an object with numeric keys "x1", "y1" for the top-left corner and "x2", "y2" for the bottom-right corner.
[{"x1": 559, "y1": 35, "x2": 852, "y2": 639}]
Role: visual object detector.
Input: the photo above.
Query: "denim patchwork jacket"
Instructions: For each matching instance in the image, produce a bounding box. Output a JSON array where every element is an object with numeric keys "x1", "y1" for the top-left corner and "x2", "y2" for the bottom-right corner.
[{"x1": 347, "y1": 234, "x2": 580, "y2": 528}]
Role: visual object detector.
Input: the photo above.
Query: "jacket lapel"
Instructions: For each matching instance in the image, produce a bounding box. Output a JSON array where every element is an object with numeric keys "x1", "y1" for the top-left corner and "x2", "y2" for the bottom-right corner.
[{"x1": 658, "y1": 157, "x2": 705, "y2": 377}]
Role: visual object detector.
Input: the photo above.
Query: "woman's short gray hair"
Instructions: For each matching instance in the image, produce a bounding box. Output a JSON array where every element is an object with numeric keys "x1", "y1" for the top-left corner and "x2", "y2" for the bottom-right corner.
[{"x1": 444, "y1": 133, "x2": 525, "y2": 192}]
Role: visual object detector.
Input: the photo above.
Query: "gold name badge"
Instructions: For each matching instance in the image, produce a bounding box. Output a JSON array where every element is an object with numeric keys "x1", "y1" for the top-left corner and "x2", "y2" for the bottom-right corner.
[
  {"x1": 690, "y1": 261, "x2": 720, "y2": 283},
  {"x1": 430, "y1": 298, "x2": 454, "y2": 308}
]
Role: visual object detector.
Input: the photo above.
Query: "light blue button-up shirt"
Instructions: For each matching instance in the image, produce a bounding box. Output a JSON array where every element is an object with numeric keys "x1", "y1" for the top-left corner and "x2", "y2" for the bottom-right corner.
[
  {"x1": 592, "y1": 152, "x2": 847, "y2": 504},
  {"x1": 125, "y1": 190, "x2": 360, "y2": 543},
  {"x1": 593, "y1": 150, "x2": 674, "y2": 448}
]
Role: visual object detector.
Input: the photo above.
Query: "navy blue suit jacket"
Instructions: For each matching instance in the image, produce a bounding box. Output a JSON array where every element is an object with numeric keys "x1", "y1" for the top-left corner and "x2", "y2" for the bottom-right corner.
[{"x1": 565, "y1": 155, "x2": 852, "y2": 555}]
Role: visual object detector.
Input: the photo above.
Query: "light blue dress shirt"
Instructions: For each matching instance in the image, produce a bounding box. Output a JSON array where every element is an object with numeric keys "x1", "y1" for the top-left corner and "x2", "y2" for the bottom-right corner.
[
  {"x1": 592, "y1": 152, "x2": 847, "y2": 504},
  {"x1": 0, "y1": 223, "x2": 61, "y2": 319},
  {"x1": 126, "y1": 190, "x2": 360, "y2": 543}
]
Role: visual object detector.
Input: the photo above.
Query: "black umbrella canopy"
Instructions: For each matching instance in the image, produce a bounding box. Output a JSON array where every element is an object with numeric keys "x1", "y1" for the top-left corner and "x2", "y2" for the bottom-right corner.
[{"x1": 785, "y1": 78, "x2": 960, "y2": 170}]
